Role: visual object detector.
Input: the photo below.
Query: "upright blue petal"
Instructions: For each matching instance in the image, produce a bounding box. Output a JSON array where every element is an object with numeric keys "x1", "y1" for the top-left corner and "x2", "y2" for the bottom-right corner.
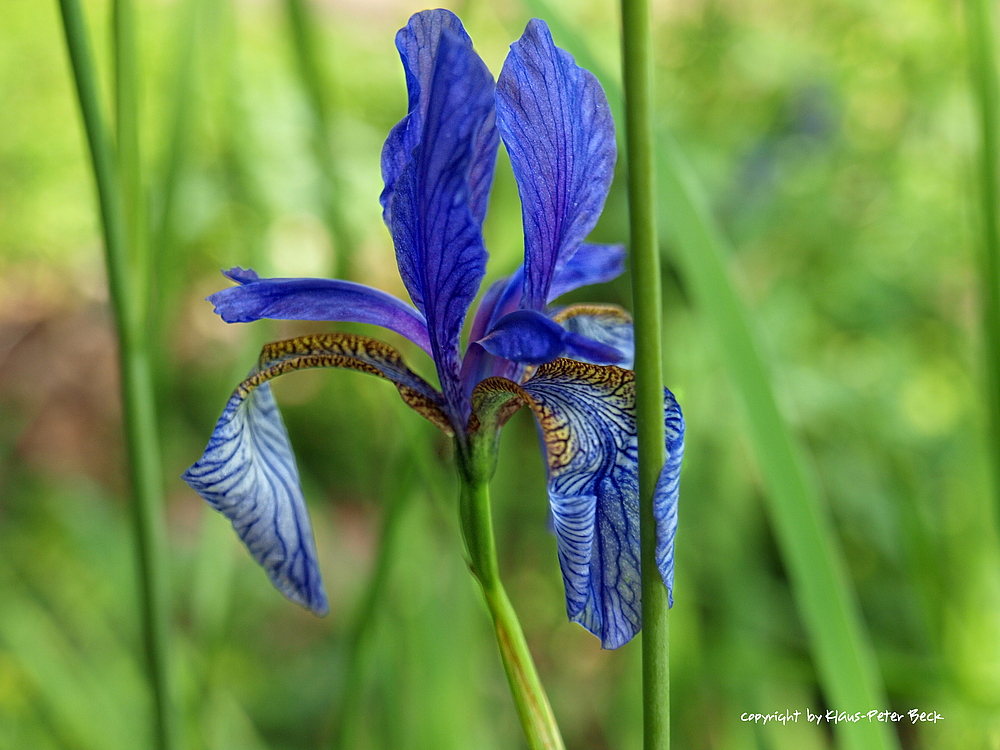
[
  {"x1": 209, "y1": 268, "x2": 433, "y2": 356},
  {"x1": 496, "y1": 19, "x2": 616, "y2": 311},
  {"x1": 183, "y1": 383, "x2": 328, "y2": 615},
  {"x1": 381, "y1": 10, "x2": 498, "y2": 227},
  {"x1": 383, "y1": 16, "x2": 498, "y2": 418},
  {"x1": 471, "y1": 360, "x2": 684, "y2": 649}
]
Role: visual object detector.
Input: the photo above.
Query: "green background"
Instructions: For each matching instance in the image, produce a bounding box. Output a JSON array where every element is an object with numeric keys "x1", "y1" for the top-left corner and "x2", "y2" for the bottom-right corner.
[{"x1": 1, "y1": 0, "x2": 997, "y2": 747}]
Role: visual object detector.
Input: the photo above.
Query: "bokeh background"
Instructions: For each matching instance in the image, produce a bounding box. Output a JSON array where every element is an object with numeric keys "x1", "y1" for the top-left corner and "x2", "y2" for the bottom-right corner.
[{"x1": 2, "y1": 0, "x2": 999, "y2": 747}]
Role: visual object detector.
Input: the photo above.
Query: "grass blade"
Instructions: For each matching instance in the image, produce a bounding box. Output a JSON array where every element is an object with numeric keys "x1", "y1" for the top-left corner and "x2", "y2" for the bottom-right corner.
[
  {"x1": 655, "y1": 132, "x2": 898, "y2": 750},
  {"x1": 55, "y1": 2, "x2": 176, "y2": 748},
  {"x1": 965, "y1": 0, "x2": 1000, "y2": 521}
]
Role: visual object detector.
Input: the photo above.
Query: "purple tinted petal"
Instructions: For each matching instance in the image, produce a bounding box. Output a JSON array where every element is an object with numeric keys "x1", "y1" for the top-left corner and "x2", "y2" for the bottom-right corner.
[
  {"x1": 562, "y1": 332, "x2": 625, "y2": 365},
  {"x1": 463, "y1": 272, "x2": 525, "y2": 396},
  {"x1": 547, "y1": 244, "x2": 626, "y2": 302},
  {"x1": 496, "y1": 20, "x2": 616, "y2": 311},
  {"x1": 381, "y1": 10, "x2": 498, "y2": 227},
  {"x1": 468, "y1": 276, "x2": 511, "y2": 343},
  {"x1": 655, "y1": 389, "x2": 685, "y2": 603},
  {"x1": 385, "y1": 25, "x2": 497, "y2": 419},
  {"x1": 478, "y1": 309, "x2": 624, "y2": 366},
  {"x1": 468, "y1": 361, "x2": 684, "y2": 648},
  {"x1": 224, "y1": 266, "x2": 260, "y2": 284},
  {"x1": 478, "y1": 310, "x2": 566, "y2": 365},
  {"x1": 208, "y1": 271, "x2": 433, "y2": 357}
]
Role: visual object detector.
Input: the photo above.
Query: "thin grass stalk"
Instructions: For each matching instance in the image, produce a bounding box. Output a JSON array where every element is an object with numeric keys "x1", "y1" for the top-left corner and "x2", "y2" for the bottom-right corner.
[
  {"x1": 656, "y1": 134, "x2": 898, "y2": 750},
  {"x1": 523, "y1": 5, "x2": 898, "y2": 748},
  {"x1": 114, "y1": 0, "x2": 148, "y2": 311},
  {"x1": 966, "y1": 0, "x2": 1000, "y2": 521},
  {"x1": 284, "y1": 0, "x2": 355, "y2": 278},
  {"x1": 619, "y1": 0, "x2": 670, "y2": 747},
  {"x1": 56, "y1": 3, "x2": 175, "y2": 748},
  {"x1": 152, "y1": 0, "x2": 199, "y2": 282},
  {"x1": 150, "y1": 0, "x2": 200, "y2": 387}
]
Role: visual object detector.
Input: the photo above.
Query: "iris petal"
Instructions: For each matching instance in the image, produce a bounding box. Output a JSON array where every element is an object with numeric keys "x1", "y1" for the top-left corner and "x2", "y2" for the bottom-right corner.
[
  {"x1": 380, "y1": 9, "x2": 498, "y2": 227},
  {"x1": 384, "y1": 19, "x2": 497, "y2": 418},
  {"x1": 182, "y1": 382, "x2": 328, "y2": 615},
  {"x1": 208, "y1": 268, "x2": 433, "y2": 356},
  {"x1": 496, "y1": 20, "x2": 616, "y2": 311},
  {"x1": 478, "y1": 310, "x2": 624, "y2": 366},
  {"x1": 552, "y1": 304, "x2": 635, "y2": 369},
  {"x1": 470, "y1": 360, "x2": 684, "y2": 649},
  {"x1": 183, "y1": 333, "x2": 454, "y2": 613}
]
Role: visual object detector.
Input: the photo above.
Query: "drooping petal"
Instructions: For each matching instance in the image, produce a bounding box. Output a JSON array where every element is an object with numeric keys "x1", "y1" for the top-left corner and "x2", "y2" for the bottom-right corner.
[
  {"x1": 208, "y1": 268, "x2": 433, "y2": 356},
  {"x1": 384, "y1": 20, "x2": 497, "y2": 417},
  {"x1": 496, "y1": 19, "x2": 616, "y2": 311},
  {"x1": 469, "y1": 360, "x2": 684, "y2": 649},
  {"x1": 243, "y1": 333, "x2": 453, "y2": 434},
  {"x1": 478, "y1": 309, "x2": 625, "y2": 366},
  {"x1": 381, "y1": 10, "x2": 498, "y2": 227},
  {"x1": 547, "y1": 244, "x2": 626, "y2": 302},
  {"x1": 552, "y1": 304, "x2": 634, "y2": 369},
  {"x1": 182, "y1": 382, "x2": 328, "y2": 614},
  {"x1": 183, "y1": 333, "x2": 453, "y2": 613}
]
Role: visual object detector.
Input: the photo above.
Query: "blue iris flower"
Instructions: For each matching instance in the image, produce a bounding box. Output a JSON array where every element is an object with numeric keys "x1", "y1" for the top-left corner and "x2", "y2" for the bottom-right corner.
[{"x1": 183, "y1": 9, "x2": 683, "y2": 650}]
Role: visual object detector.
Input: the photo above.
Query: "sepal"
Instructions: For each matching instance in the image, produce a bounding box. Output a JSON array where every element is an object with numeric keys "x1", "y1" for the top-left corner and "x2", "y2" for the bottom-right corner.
[
  {"x1": 183, "y1": 382, "x2": 329, "y2": 614},
  {"x1": 470, "y1": 359, "x2": 684, "y2": 649},
  {"x1": 184, "y1": 333, "x2": 454, "y2": 612}
]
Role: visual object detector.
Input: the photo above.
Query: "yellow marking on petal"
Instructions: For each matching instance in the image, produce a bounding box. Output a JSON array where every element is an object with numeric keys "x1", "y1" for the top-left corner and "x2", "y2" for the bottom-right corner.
[
  {"x1": 236, "y1": 333, "x2": 454, "y2": 435},
  {"x1": 552, "y1": 303, "x2": 632, "y2": 325}
]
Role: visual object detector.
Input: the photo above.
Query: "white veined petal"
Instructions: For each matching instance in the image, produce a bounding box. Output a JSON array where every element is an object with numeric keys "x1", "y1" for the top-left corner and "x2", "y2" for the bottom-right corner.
[{"x1": 183, "y1": 383, "x2": 328, "y2": 615}]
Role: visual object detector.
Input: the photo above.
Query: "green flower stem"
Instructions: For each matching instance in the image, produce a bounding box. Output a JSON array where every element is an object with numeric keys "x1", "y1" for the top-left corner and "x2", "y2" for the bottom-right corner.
[
  {"x1": 966, "y1": 0, "x2": 1000, "y2": 517},
  {"x1": 620, "y1": 0, "x2": 670, "y2": 747},
  {"x1": 457, "y1": 436, "x2": 564, "y2": 750},
  {"x1": 56, "y1": 3, "x2": 175, "y2": 749}
]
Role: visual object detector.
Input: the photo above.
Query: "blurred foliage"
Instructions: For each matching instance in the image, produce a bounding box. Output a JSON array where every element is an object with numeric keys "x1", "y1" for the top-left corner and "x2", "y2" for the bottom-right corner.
[{"x1": 1, "y1": 0, "x2": 999, "y2": 748}]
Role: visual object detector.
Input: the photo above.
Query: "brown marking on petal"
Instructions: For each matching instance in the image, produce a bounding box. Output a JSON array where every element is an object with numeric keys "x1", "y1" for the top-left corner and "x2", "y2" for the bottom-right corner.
[
  {"x1": 235, "y1": 333, "x2": 454, "y2": 434},
  {"x1": 470, "y1": 358, "x2": 636, "y2": 473},
  {"x1": 551, "y1": 303, "x2": 632, "y2": 326}
]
